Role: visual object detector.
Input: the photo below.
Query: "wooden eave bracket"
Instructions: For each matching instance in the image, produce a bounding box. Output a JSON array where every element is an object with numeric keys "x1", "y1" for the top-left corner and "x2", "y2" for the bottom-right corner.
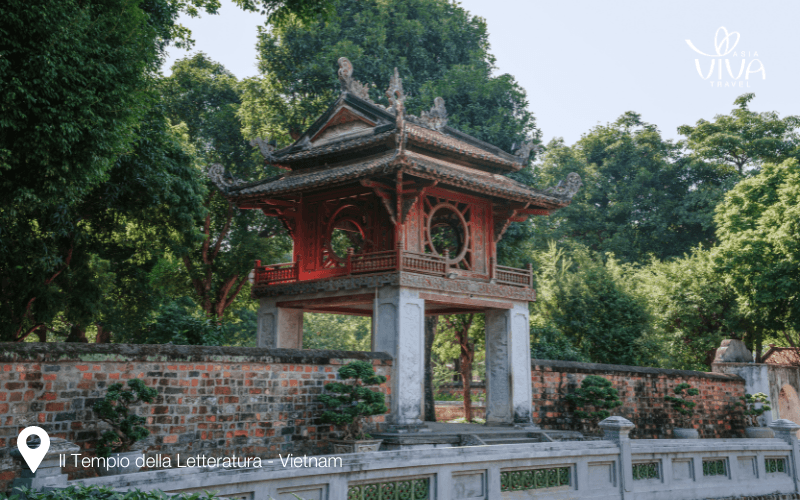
[{"x1": 492, "y1": 204, "x2": 552, "y2": 243}]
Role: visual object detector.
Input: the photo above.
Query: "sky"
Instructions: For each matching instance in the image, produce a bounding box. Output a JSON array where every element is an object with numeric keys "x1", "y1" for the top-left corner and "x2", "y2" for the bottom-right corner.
[{"x1": 164, "y1": 0, "x2": 800, "y2": 146}]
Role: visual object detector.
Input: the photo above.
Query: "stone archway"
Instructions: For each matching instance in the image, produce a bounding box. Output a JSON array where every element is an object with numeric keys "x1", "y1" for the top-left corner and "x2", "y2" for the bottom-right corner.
[{"x1": 779, "y1": 384, "x2": 800, "y2": 427}]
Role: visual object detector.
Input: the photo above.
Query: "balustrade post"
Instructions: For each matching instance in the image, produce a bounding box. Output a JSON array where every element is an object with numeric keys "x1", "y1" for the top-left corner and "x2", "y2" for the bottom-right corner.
[
  {"x1": 397, "y1": 238, "x2": 403, "y2": 271},
  {"x1": 770, "y1": 419, "x2": 800, "y2": 493},
  {"x1": 443, "y1": 249, "x2": 450, "y2": 276},
  {"x1": 600, "y1": 416, "x2": 635, "y2": 500},
  {"x1": 347, "y1": 247, "x2": 354, "y2": 275}
]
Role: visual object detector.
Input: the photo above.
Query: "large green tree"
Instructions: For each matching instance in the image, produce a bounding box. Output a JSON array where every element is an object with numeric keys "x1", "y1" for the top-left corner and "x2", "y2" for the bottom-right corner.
[
  {"x1": 162, "y1": 53, "x2": 291, "y2": 320},
  {"x1": 532, "y1": 243, "x2": 653, "y2": 366},
  {"x1": 532, "y1": 113, "x2": 734, "y2": 263},
  {"x1": 239, "y1": 0, "x2": 537, "y2": 153},
  {"x1": 678, "y1": 93, "x2": 800, "y2": 176},
  {"x1": 0, "y1": 0, "x2": 219, "y2": 341},
  {"x1": 714, "y1": 159, "x2": 800, "y2": 358}
]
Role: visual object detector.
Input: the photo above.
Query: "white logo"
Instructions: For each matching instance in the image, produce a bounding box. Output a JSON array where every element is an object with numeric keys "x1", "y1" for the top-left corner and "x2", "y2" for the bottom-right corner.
[
  {"x1": 685, "y1": 27, "x2": 765, "y2": 87},
  {"x1": 17, "y1": 426, "x2": 50, "y2": 473}
]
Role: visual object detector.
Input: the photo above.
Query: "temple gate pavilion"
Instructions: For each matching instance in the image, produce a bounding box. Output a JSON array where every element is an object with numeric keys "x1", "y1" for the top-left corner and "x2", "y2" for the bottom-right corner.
[{"x1": 209, "y1": 58, "x2": 581, "y2": 427}]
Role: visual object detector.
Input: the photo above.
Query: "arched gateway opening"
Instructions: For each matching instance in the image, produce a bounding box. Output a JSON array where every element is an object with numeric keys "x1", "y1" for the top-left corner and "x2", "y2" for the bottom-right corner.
[{"x1": 210, "y1": 58, "x2": 581, "y2": 433}]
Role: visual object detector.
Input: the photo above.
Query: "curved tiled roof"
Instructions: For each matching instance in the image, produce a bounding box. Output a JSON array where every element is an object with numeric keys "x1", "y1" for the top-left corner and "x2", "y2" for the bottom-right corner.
[{"x1": 226, "y1": 151, "x2": 569, "y2": 208}]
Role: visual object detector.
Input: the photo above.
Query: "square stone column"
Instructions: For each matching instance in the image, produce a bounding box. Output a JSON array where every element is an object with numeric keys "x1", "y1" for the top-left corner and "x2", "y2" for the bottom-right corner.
[
  {"x1": 257, "y1": 298, "x2": 303, "y2": 349},
  {"x1": 373, "y1": 286, "x2": 425, "y2": 426},
  {"x1": 484, "y1": 301, "x2": 533, "y2": 424}
]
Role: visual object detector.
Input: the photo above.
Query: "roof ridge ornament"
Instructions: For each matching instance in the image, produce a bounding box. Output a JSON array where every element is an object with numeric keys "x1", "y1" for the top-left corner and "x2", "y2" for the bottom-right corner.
[
  {"x1": 207, "y1": 163, "x2": 246, "y2": 194},
  {"x1": 544, "y1": 172, "x2": 583, "y2": 200},
  {"x1": 250, "y1": 137, "x2": 276, "y2": 162},
  {"x1": 514, "y1": 139, "x2": 537, "y2": 161},
  {"x1": 385, "y1": 67, "x2": 406, "y2": 119},
  {"x1": 338, "y1": 57, "x2": 372, "y2": 101},
  {"x1": 418, "y1": 97, "x2": 447, "y2": 131}
]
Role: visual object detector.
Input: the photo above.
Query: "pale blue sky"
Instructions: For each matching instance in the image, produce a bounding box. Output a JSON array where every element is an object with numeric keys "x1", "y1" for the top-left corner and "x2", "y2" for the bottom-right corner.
[{"x1": 164, "y1": 0, "x2": 800, "y2": 146}]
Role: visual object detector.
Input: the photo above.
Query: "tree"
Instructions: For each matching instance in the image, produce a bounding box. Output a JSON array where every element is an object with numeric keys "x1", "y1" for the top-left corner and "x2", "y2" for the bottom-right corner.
[
  {"x1": 239, "y1": 0, "x2": 537, "y2": 153},
  {"x1": 162, "y1": 54, "x2": 291, "y2": 321},
  {"x1": 232, "y1": 0, "x2": 334, "y2": 24},
  {"x1": 632, "y1": 248, "x2": 748, "y2": 370},
  {"x1": 1, "y1": 103, "x2": 205, "y2": 342},
  {"x1": 533, "y1": 113, "x2": 733, "y2": 263},
  {"x1": 532, "y1": 243, "x2": 652, "y2": 366},
  {"x1": 678, "y1": 93, "x2": 800, "y2": 176},
  {"x1": 435, "y1": 314, "x2": 481, "y2": 422},
  {"x1": 302, "y1": 313, "x2": 370, "y2": 350},
  {"x1": 0, "y1": 0, "x2": 219, "y2": 341},
  {"x1": 714, "y1": 159, "x2": 800, "y2": 359}
]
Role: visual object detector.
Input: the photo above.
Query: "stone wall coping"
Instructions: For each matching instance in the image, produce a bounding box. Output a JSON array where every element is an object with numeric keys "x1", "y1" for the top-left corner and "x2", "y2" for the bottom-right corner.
[
  {"x1": 0, "y1": 343, "x2": 393, "y2": 364},
  {"x1": 631, "y1": 438, "x2": 791, "y2": 453},
  {"x1": 72, "y1": 440, "x2": 620, "y2": 490},
  {"x1": 533, "y1": 358, "x2": 743, "y2": 381}
]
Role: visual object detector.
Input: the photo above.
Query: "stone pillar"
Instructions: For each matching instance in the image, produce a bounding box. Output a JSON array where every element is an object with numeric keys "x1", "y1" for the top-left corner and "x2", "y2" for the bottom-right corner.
[
  {"x1": 484, "y1": 301, "x2": 533, "y2": 425},
  {"x1": 600, "y1": 416, "x2": 635, "y2": 500},
  {"x1": 770, "y1": 419, "x2": 800, "y2": 493},
  {"x1": 373, "y1": 287, "x2": 425, "y2": 426},
  {"x1": 11, "y1": 438, "x2": 79, "y2": 492},
  {"x1": 257, "y1": 298, "x2": 303, "y2": 349}
]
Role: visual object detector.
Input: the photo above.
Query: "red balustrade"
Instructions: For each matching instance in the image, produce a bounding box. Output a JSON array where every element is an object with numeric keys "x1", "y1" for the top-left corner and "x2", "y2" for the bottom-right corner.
[{"x1": 253, "y1": 253, "x2": 532, "y2": 288}]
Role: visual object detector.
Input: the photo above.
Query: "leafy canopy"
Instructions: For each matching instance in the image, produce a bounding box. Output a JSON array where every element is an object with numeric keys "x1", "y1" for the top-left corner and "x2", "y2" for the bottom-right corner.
[{"x1": 678, "y1": 93, "x2": 800, "y2": 175}]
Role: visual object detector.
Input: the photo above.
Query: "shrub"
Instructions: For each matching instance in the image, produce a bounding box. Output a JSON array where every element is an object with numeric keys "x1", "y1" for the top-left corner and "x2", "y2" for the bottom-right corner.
[
  {"x1": 665, "y1": 382, "x2": 700, "y2": 428},
  {"x1": 92, "y1": 379, "x2": 158, "y2": 457},
  {"x1": 318, "y1": 361, "x2": 388, "y2": 440},
  {"x1": 565, "y1": 375, "x2": 622, "y2": 428},
  {"x1": 735, "y1": 392, "x2": 772, "y2": 427},
  {"x1": 1, "y1": 485, "x2": 216, "y2": 500}
]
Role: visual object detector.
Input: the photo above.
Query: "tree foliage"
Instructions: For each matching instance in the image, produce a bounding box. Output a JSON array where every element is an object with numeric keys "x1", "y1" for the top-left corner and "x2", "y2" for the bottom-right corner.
[
  {"x1": 565, "y1": 375, "x2": 622, "y2": 425},
  {"x1": 318, "y1": 361, "x2": 388, "y2": 440},
  {"x1": 532, "y1": 243, "x2": 652, "y2": 366},
  {"x1": 240, "y1": 0, "x2": 537, "y2": 153},
  {"x1": 678, "y1": 93, "x2": 800, "y2": 175},
  {"x1": 533, "y1": 113, "x2": 733, "y2": 263},
  {"x1": 714, "y1": 159, "x2": 800, "y2": 352},
  {"x1": 92, "y1": 379, "x2": 158, "y2": 456},
  {"x1": 162, "y1": 53, "x2": 291, "y2": 321}
]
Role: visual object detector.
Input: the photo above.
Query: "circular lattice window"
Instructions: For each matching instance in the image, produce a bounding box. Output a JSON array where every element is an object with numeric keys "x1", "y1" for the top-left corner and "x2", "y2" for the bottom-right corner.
[
  {"x1": 426, "y1": 203, "x2": 469, "y2": 264},
  {"x1": 326, "y1": 216, "x2": 365, "y2": 263}
]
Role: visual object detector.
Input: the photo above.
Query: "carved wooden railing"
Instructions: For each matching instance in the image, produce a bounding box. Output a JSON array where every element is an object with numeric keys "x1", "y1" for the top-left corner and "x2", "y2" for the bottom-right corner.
[
  {"x1": 494, "y1": 263, "x2": 533, "y2": 288},
  {"x1": 349, "y1": 250, "x2": 397, "y2": 274},
  {"x1": 399, "y1": 250, "x2": 448, "y2": 276},
  {"x1": 253, "y1": 253, "x2": 533, "y2": 288},
  {"x1": 253, "y1": 260, "x2": 299, "y2": 285}
]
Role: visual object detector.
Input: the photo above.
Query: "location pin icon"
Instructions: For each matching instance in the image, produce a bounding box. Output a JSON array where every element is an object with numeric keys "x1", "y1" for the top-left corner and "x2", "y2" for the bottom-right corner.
[{"x1": 17, "y1": 426, "x2": 50, "y2": 473}]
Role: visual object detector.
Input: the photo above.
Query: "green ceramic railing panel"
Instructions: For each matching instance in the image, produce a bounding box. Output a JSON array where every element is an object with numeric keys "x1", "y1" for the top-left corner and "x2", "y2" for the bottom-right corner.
[
  {"x1": 702, "y1": 459, "x2": 727, "y2": 477},
  {"x1": 499, "y1": 467, "x2": 570, "y2": 492},
  {"x1": 766, "y1": 458, "x2": 787, "y2": 474},
  {"x1": 632, "y1": 462, "x2": 660, "y2": 480},
  {"x1": 347, "y1": 478, "x2": 429, "y2": 500}
]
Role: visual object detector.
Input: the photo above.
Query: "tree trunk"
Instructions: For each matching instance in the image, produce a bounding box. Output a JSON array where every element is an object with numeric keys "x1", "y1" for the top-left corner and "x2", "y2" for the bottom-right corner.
[
  {"x1": 65, "y1": 325, "x2": 88, "y2": 343},
  {"x1": 424, "y1": 316, "x2": 438, "y2": 422},
  {"x1": 35, "y1": 325, "x2": 47, "y2": 343},
  {"x1": 95, "y1": 324, "x2": 111, "y2": 344},
  {"x1": 459, "y1": 349, "x2": 473, "y2": 422}
]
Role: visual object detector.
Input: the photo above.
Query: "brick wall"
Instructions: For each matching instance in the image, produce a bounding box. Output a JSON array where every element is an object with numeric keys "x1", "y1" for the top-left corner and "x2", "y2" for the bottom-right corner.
[
  {"x1": 531, "y1": 359, "x2": 746, "y2": 439},
  {"x1": 0, "y1": 343, "x2": 392, "y2": 492}
]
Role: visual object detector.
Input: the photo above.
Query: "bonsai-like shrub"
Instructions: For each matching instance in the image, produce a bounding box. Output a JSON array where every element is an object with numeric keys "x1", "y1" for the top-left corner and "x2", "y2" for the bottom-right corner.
[
  {"x1": 665, "y1": 382, "x2": 700, "y2": 428},
  {"x1": 92, "y1": 379, "x2": 158, "y2": 458},
  {"x1": 566, "y1": 375, "x2": 622, "y2": 429},
  {"x1": 318, "y1": 361, "x2": 388, "y2": 441},
  {"x1": 735, "y1": 392, "x2": 772, "y2": 427}
]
